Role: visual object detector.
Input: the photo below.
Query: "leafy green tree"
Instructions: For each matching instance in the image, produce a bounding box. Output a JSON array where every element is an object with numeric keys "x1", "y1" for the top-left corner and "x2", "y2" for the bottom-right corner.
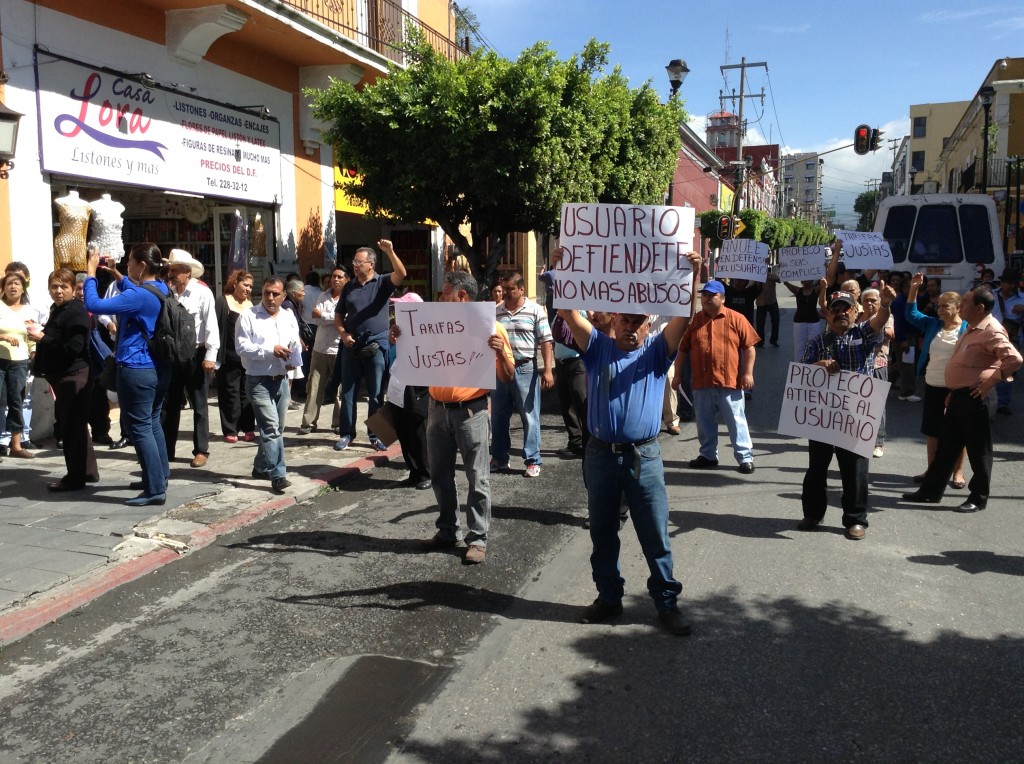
[
  {"x1": 854, "y1": 190, "x2": 878, "y2": 231},
  {"x1": 309, "y1": 37, "x2": 685, "y2": 280},
  {"x1": 698, "y1": 209, "x2": 831, "y2": 248}
]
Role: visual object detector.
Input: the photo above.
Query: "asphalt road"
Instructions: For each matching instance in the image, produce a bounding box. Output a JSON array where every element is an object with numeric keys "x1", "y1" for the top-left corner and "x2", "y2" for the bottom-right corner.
[{"x1": 0, "y1": 315, "x2": 1022, "y2": 763}]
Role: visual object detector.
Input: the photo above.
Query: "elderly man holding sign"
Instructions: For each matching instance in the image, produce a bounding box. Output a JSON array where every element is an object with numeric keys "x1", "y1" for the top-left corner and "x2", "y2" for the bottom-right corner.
[
  {"x1": 796, "y1": 285, "x2": 895, "y2": 540},
  {"x1": 558, "y1": 247, "x2": 702, "y2": 637}
]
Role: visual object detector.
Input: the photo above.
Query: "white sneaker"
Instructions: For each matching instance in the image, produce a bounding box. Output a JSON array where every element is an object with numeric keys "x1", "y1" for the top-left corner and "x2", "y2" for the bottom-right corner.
[
  {"x1": 524, "y1": 464, "x2": 541, "y2": 478},
  {"x1": 872, "y1": 446, "x2": 884, "y2": 458},
  {"x1": 899, "y1": 394, "x2": 922, "y2": 402}
]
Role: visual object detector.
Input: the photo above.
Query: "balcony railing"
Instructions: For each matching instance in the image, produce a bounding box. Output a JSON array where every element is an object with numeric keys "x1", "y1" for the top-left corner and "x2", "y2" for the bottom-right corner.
[{"x1": 281, "y1": 0, "x2": 468, "y2": 64}]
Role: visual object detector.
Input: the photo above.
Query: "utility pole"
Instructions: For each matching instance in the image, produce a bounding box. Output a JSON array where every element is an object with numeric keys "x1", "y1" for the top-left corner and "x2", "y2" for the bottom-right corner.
[{"x1": 720, "y1": 57, "x2": 767, "y2": 213}]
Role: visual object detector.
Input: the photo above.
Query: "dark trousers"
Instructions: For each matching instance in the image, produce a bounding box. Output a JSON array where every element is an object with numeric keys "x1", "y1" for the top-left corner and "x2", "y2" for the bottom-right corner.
[
  {"x1": 88, "y1": 378, "x2": 111, "y2": 439},
  {"x1": 162, "y1": 345, "x2": 210, "y2": 458},
  {"x1": 555, "y1": 356, "x2": 588, "y2": 449},
  {"x1": 801, "y1": 439, "x2": 869, "y2": 528},
  {"x1": 920, "y1": 389, "x2": 992, "y2": 507},
  {"x1": 49, "y1": 367, "x2": 98, "y2": 486},
  {"x1": 756, "y1": 302, "x2": 780, "y2": 345},
  {"x1": 393, "y1": 390, "x2": 430, "y2": 482},
  {"x1": 216, "y1": 358, "x2": 255, "y2": 436}
]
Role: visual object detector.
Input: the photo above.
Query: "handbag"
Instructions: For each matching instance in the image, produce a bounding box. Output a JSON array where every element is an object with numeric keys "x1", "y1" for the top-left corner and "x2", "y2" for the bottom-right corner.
[{"x1": 99, "y1": 356, "x2": 118, "y2": 392}]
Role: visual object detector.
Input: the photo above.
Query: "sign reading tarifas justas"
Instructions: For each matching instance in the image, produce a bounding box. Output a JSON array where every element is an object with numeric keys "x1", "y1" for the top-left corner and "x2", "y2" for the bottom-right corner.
[
  {"x1": 778, "y1": 245, "x2": 829, "y2": 282},
  {"x1": 777, "y1": 362, "x2": 890, "y2": 459},
  {"x1": 392, "y1": 303, "x2": 497, "y2": 389},
  {"x1": 834, "y1": 231, "x2": 893, "y2": 270},
  {"x1": 716, "y1": 239, "x2": 770, "y2": 282},
  {"x1": 552, "y1": 203, "x2": 697, "y2": 316}
]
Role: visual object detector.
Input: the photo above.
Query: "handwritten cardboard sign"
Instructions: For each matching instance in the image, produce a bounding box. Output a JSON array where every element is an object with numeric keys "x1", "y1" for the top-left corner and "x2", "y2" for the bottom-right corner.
[
  {"x1": 552, "y1": 203, "x2": 697, "y2": 316},
  {"x1": 716, "y1": 239, "x2": 770, "y2": 282},
  {"x1": 392, "y1": 302, "x2": 496, "y2": 389},
  {"x1": 777, "y1": 362, "x2": 891, "y2": 458},
  {"x1": 778, "y1": 245, "x2": 829, "y2": 282},
  {"x1": 834, "y1": 231, "x2": 893, "y2": 270}
]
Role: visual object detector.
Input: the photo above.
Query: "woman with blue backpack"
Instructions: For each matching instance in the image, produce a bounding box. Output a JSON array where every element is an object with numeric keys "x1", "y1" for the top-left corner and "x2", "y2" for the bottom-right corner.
[{"x1": 83, "y1": 243, "x2": 171, "y2": 506}]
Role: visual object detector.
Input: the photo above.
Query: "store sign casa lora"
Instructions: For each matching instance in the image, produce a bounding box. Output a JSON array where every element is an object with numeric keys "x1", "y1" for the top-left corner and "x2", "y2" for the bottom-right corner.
[{"x1": 36, "y1": 54, "x2": 282, "y2": 204}]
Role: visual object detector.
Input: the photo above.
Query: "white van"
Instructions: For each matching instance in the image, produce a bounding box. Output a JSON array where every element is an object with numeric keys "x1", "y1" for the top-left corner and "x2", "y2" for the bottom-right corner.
[{"x1": 874, "y1": 194, "x2": 1002, "y2": 293}]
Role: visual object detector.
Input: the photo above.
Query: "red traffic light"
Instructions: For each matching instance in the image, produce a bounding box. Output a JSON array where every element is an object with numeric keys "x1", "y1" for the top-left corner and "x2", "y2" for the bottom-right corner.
[
  {"x1": 717, "y1": 214, "x2": 733, "y2": 240},
  {"x1": 854, "y1": 124, "x2": 871, "y2": 155}
]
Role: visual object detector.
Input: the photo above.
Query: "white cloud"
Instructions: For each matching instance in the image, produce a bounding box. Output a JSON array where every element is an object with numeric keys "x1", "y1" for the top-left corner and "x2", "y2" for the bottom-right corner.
[{"x1": 920, "y1": 8, "x2": 1001, "y2": 22}]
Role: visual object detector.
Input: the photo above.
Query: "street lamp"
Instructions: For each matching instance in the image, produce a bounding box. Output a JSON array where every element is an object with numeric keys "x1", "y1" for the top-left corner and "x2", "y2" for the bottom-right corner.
[
  {"x1": 0, "y1": 100, "x2": 23, "y2": 180},
  {"x1": 665, "y1": 59, "x2": 689, "y2": 98},
  {"x1": 979, "y1": 85, "x2": 996, "y2": 194},
  {"x1": 908, "y1": 167, "x2": 918, "y2": 195}
]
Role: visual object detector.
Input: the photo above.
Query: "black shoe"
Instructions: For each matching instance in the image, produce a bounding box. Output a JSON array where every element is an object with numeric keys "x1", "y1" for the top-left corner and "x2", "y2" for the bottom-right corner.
[
  {"x1": 689, "y1": 455, "x2": 719, "y2": 469},
  {"x1": 901, "y1": 491, "x2": 942, "y2": 504},
  {"x1": 658, "y1": 609, "x2": 692, "y2": 636},
  {"x1": 110, "y1": 437, "x2": 130, "y2": 449},
  {"x1": 415, "y1": 479, "x2": 432, "y2": 490},
  {"x1": 579, "y1": 598, "x2": 623, "y2": 624},
  {"x1": 955, "y1": 502, "x2": 985, "y2": 513},
  {"x1": 55, "y1": 440, "x2": 63, "y2": 451},
  {"x1": 271, "y1": 477, "x2": 292, "y2": 494},
  {"x1": 92, "y1": 435, "x2": 115, "y2": 446},
  {"x1": 738, "y1": 461, "x2": 755, "y2": 474},
  {"x1": 796, "y1": 518, "x2": 819, "y2": 531},
  {"x1": 557, "y1": 445, "x2": 584, "y2": 457}
]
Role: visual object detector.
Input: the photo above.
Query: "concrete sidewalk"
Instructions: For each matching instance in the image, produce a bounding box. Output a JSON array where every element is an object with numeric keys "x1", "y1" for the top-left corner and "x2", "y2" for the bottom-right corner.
[{"x1": 0, "y1": 398, "x2": 397, "y2": 644}]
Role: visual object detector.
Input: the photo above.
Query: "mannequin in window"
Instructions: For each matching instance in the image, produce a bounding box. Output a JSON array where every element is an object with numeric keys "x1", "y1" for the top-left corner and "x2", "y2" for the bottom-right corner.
[
  {"x1": 250, "y1": 212, "x2": 265, "y2": 260},
  {"x1": 90, "y1": 193, "x2": 126, "y2": 262},
  {"x1": 53, "y1": 190, "x2": 92, "y2": 271},
  {"x1": 229, "y1": 209, "x2": 247, "y2": 272}
]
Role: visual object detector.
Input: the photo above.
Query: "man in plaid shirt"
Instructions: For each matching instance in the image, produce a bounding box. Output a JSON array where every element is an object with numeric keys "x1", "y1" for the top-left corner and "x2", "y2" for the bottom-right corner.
[{"x1": 797, "y1": 287, "x2": 895, "y2": 540}]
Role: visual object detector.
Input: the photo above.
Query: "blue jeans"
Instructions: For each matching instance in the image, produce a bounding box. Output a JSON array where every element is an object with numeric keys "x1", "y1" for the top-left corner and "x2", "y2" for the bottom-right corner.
[
  {"x1": 693, "y1": 387, "x2": 754, "y2": 465},
  {"x1": 491, "y1": 362, "x2": 542, "y2": 466},
  {"x1": 335, "y1": 343, "x2": 386, "y2": 439},
  {"x1": 0, "y1": 359, "x2": 30, "y2": 439},
  {"x1": 426, "y1": 397, "x2": 491, "y2": 547},
  {"x1": 246, "y1": 375, "x2": 289, "y2": 479},
  {"x1": 118, "y1": 365, "x2": 170, "y2": 496},
  {"x1": 583, "y1": 438, "x2": 682, "y2": 612}
]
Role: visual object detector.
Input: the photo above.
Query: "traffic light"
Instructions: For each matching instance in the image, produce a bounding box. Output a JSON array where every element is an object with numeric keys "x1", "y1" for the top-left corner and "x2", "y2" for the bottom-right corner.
[
  {"x1": 717, "y1": 214, "x2": 733, "y2": 240},
  {"x1": 854, "y1": 124, "x2": 871, "y2": 155},
  {"x1": 870, "y1": 128, "x2": 884, "y2": 152}
]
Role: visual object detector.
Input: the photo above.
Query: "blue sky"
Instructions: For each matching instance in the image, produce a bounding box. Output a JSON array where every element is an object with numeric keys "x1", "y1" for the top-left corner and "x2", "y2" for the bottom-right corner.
[{"x1": 462, "y1": 0, "x2": 1021, "y2": 225}]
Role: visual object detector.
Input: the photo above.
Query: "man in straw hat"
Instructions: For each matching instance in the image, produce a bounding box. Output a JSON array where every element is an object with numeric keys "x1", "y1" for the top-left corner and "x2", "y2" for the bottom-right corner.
[{"x1": 161, "y1": 248, "x2": 219, "y2": 469}]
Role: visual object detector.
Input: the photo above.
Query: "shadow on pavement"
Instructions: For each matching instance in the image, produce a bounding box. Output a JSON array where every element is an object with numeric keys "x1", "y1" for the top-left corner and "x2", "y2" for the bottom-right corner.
[
  {"x1": 907, "y1": 550, "x2": 1024, "y2": 576},
  {"x1": 394, "y1": 588, "x2": 1024, "y2": 761}
]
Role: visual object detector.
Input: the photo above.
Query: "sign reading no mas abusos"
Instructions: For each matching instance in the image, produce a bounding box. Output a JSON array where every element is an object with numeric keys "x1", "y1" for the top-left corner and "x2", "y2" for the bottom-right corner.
[
  {"x1": 777, "y1": 362, "x2": 890, "y2": 459},
  {"x1": 552, "y1": 203, "x2": 697, "y2": 317}
]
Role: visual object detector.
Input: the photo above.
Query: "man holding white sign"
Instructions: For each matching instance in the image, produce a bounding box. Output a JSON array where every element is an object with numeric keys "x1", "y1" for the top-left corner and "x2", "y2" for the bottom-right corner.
[
  {"x1": 795, "y1": 286, "x2": 894, "y2": 539},
  {"x1": 557, "y1": 248, "x2": 702, "y2": 637},
  {"x1": 418, "y1": 271, "x2": 514, "y2": 565}
]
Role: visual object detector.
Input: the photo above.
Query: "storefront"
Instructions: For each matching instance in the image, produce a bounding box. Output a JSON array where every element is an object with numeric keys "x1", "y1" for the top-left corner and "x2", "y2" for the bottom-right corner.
[{"x1": 36, "y1": 50, "x2": 283, "y2": 294}]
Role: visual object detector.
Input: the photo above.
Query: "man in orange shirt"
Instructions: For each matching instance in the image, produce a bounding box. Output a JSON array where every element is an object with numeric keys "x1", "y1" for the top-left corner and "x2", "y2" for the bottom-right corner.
[
  {"x1": 674, "y1": 280, "x2": 759, "y2": 473},
  {"x1": 420, "y1": 270, "x2": 515, "y2": 564}
]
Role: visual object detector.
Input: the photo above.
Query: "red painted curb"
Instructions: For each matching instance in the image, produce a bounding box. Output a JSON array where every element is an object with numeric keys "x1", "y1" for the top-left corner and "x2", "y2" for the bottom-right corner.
[
  {"x1": 0, "y1": 445, "x2": 399, "y2": 646},
  {"x1": 0, "y1": 547, "x2": 179, "y2": 646}
]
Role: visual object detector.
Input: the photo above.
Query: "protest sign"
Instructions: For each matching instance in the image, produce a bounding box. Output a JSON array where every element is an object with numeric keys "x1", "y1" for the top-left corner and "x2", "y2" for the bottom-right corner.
[
  {"x1": 834, "y1": 230, "x2": 893, "y2": 270},
  {"x1": 715, "y1": 239, "x2": 770, "y2": 282},
  {"x1": 392, "y1": 302, "x2": 496, "y2": 389},
  {"x1": 777, "y1": 362, "x2": 891, "y2": 459},
  {"x1": 778, "y1": 244, "x2": 829, "y2": 282},
  {"x1": 552, "y1": 203, "x2": 697, "y2": 316}
]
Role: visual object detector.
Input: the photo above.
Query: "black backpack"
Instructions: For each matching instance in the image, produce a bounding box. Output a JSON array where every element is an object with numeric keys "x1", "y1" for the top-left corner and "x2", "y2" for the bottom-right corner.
[{"x1": 139, "y1": 283, "x2": 197, "y2": 367}]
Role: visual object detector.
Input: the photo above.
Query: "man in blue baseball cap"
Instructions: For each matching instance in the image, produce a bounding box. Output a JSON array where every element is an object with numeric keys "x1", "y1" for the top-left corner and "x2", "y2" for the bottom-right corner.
[{"x1": 674, "y1": 279, "x2": 759, "y2": 474}]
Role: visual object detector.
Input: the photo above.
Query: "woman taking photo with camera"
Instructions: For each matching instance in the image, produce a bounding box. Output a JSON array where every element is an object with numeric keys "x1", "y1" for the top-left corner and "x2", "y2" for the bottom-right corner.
[{"x1": 83, "y1": 244, "x2": 171, "y2": 506}]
